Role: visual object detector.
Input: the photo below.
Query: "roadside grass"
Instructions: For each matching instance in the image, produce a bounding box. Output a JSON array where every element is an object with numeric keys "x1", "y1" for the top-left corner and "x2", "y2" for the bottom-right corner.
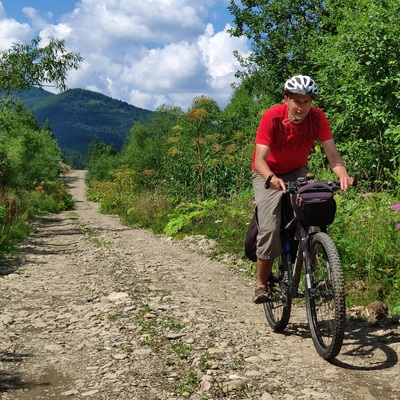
[
  {"x1": 88, "y1": 179, "x2": 400, "y2": 314},
  {"x1": 0, "y1": 183, "x2": 73, "y2": 258}
]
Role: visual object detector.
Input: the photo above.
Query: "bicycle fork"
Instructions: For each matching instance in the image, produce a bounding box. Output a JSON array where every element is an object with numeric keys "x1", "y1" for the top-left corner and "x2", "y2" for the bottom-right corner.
[
  {"x1": 289, "y1": 225, "x2": 311, "y2": 298},
  {"x1": 282, "y1": 234, "x2": 303, "y2": 298},
  {"x1": 302, "y1": 231, "x2": 330, "y2": 300}
]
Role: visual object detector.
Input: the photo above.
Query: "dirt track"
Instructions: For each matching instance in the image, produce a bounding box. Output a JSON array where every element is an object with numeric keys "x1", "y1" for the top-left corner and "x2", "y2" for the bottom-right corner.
[{"x1": 0, "y1": 170, "x2": 399, "y2": 399}]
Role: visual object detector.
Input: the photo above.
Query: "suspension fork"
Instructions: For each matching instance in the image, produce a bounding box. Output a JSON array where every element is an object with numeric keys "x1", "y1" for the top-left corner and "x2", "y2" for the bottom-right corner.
[
  {"x1": 303, "y1": 232, "x2": 315, "y2": 292},
  {"x1": 291, "y1": 225, "x2": 310, "y2": 298},
  {"x1": 281, "y1": 230, "x2": 294, "y2": 286}
]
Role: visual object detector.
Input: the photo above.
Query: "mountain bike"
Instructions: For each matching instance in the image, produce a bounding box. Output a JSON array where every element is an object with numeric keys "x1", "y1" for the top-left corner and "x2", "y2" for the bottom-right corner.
[{"x1": 263, "y1": 176, "x2": 347, "y2": 360}]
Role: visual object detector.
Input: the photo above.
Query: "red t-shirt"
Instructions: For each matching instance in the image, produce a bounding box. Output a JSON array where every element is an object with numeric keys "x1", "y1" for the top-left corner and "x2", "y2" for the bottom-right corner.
[{"x1": 251, "y1": 104, "x2": 333, "y2": 174}]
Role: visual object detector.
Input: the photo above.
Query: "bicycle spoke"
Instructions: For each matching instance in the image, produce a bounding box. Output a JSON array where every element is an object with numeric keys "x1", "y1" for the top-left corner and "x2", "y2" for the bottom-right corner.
[
  {"x1": 306, "y1": 232, "x2": 346, "y2": 360},
  {"x1": 263, "y1": 256, "x2": 292, "y2": 332}
]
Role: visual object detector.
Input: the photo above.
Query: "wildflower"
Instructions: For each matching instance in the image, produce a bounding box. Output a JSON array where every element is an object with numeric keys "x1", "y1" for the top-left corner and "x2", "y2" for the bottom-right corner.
[
  {"x1": 226, "y1": 144, "x2": 236, "y2": 154},
  {"x1": 392, "y1": 204, "x2": 400, "y2": 228},
  {"x1": 168, "y1": 147, "x2": 181, "y2": 156}
]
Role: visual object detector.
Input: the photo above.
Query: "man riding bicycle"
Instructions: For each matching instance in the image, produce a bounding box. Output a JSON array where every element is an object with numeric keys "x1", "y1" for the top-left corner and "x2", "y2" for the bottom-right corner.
[{"x1": 251, "y1": 75, "x2": 353, "y2": 304}]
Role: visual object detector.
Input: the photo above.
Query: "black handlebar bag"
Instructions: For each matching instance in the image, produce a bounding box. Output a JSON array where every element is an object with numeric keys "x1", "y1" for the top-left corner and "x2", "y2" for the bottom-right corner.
[{"x1": 293, "y1": 182, "x2": 336, "y2": 227}]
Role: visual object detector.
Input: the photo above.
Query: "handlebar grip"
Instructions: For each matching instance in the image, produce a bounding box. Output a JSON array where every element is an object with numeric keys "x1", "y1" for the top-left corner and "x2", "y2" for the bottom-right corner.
[{"x1": 306, "y1": 173, "x2": 315, "y2": 181}]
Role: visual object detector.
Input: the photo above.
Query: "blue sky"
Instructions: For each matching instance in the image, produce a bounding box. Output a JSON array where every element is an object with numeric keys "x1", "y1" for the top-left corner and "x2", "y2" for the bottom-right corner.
[{"x1": 0, "y1": 0, "x2": 250, "y2": 110}]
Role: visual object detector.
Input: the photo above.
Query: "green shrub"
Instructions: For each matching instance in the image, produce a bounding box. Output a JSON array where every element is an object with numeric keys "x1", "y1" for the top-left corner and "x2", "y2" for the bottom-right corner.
[{"x1": 330, "y1": 191, "x2": 400, "y2": 311}]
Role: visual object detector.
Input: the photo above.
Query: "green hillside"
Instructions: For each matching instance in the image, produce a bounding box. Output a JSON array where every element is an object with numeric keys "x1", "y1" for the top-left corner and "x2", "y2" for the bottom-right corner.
[{"x1": 15, "y1": 88, "x2": 153, "y2": 154}]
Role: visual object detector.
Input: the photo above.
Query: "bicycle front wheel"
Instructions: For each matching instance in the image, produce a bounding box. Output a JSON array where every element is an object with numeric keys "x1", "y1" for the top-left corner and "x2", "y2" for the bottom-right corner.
[
  {"x1": 306, "y1": 232, "x2": 346, "y2": 360},
  {"x1": 263, "y1": 255, "x2": 292, "y2": 332}
]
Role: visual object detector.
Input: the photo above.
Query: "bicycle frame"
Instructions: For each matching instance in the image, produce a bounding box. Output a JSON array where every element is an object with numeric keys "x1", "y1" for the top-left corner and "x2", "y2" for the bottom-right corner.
[
  {"x1": 280, "y1": 193, "x2": 309, "y2": 299},
  {"x1": 264, "y1": 178, "x2": 346, "y2": 360}
]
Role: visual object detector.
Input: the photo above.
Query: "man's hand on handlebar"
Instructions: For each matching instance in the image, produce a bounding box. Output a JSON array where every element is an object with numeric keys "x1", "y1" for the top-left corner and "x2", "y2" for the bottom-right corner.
[
  {"x1": 268, "y1": 174, "x2": 356, "y2": 192},
  {"x1": 269, "y1": 176, "x2": 287, "y2": 191},
  {"x1": 339, "y1": 176, "x2": 354, "y2": 192}
]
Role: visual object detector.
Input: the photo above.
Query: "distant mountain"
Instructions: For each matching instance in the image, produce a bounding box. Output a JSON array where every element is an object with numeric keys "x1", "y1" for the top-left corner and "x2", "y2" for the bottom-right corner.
[{"x1": 14, "y1": 88, "x2": 153, "y2": 154}]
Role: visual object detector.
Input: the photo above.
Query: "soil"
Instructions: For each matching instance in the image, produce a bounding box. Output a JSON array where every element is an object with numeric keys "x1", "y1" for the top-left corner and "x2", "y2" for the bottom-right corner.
[{"x1": 0, "y1": 169, "x2": 399, "y2": 400}]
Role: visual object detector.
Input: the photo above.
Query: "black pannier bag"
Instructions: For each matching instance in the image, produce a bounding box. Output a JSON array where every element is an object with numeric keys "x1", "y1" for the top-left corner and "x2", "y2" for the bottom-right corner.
[
  {"x1": 293, "y1": 182, "x2": 336, "y2": 227},
  {"x1": 244, "y1": 206, "x2": 258, "y2": 262}
]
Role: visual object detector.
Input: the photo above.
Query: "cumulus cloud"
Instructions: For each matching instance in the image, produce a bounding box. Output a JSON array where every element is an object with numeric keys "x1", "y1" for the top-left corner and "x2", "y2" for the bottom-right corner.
[
  {"x1": 22, "y1": 7, "x2": 48, "y2": 30},
  {"x1": 0, "y1": 0, "x2": 250, "y2": 110},
  {"x1": 0, "y1": 3, "x2": 32, "y2": 49}
]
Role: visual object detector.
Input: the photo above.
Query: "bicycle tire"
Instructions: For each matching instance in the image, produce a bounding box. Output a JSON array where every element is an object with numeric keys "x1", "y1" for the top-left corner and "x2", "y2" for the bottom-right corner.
[
  {"x1": 305, "y1": 232, "x2": 346, "y2": 360},
  {"x1": 263, "y1": 254, "x2": 292, "y2": 332}
]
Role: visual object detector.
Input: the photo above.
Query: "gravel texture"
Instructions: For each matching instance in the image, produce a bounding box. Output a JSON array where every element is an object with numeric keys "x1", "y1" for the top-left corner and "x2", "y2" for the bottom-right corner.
[{"x1": 0, "y1": 170, "x2": 399, "y2": 400}]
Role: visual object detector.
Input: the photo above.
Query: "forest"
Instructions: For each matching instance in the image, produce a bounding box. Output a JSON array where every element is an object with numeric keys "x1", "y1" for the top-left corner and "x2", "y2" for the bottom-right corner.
[
  {"x1": 0, "y1": 0, "x2": 399, "y2": 314},
  {"x1": 10, "y1": 87, "x2": 154, "y2": 167}
]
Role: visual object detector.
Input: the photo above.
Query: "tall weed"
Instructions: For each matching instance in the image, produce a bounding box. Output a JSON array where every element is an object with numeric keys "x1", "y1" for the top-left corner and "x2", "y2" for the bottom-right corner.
[
  {"x1": 0, "y1": 181, "x2": 73, "y2": 257},
  {"x1": 330, "y1": 191, "x2": 399, "y2": 311}
]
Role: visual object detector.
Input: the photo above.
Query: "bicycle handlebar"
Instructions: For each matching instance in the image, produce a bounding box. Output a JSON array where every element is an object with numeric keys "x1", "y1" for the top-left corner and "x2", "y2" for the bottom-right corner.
[
  {"x1": 284, "y1": 173, "x2": 358, "y2": 194},
  {"x1": 284, "y1": 178, "x2": 340, "y2": 194}
]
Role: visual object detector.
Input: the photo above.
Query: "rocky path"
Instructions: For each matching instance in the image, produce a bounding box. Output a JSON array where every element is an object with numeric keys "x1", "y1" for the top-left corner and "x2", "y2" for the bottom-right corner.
[{"x1": 0, "y1": 170, "x2": 399, "y2": 400}]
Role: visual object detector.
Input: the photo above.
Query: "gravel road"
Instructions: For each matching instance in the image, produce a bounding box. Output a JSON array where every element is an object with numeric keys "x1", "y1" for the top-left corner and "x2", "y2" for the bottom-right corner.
[{"x1": 0, "y1": 170, "x2": 399, "y2": 400}]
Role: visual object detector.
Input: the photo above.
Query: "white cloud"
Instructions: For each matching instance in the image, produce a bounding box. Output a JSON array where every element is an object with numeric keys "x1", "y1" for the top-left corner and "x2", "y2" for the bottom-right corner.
[
  {"x1": 0, "y1": 7, "x2": 32, "y2": 49},
  {"x1": 0, "y1": 0, "x2": 250, "y2": 110},
  {"x1": 22, "y1": 7, "x2": 48, "y2": 30},
  {"x1": 199, "y1": 23, "x2": 249, "y2": 89}
]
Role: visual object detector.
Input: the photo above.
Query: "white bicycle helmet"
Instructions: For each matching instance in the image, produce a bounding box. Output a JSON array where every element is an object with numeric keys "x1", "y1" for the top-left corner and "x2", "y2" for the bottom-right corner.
[{"x1": 284, "y1": 75, "x2": 318, "y2": 98}]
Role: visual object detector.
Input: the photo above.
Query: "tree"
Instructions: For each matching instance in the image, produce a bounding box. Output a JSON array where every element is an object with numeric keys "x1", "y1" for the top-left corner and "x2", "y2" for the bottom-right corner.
[
  {"x1": 0, "y1": 103, "x2": 62, "y2": 188},
  {"x1": 0, "y1": 36, "x2": 83, "y2": 94},
  {"x1": 314, "y1": 0, "x2": 400, "y2": 188},
  {"x1": 86, "y1": 137, "x2": 118, "y2": 182},
  {"x1": 227, "y1": 0, "x2": 400, "y2": 189},
  {"x1": 228, "y1": 0, "x2": 328, "y2": 101}
]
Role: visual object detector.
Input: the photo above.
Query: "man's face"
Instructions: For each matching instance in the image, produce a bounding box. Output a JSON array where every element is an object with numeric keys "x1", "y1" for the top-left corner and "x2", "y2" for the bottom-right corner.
[{"x1": 284, "y1": 93, "x2": 313, "y2": 124}]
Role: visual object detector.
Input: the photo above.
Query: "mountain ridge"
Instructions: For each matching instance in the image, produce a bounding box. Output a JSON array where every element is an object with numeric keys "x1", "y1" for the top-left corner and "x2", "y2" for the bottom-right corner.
[{"x1": 14, "y1": 88, "x2": 153, "y2": 155}]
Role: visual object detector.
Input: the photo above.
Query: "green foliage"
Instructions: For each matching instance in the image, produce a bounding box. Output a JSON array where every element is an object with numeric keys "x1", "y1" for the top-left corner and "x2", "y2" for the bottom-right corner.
[
  {"x1": 164, "y1": 199, "x2": 218, "y2": 237},
  {"x1": 222, "y1": 85, "x2": 266, "y2": 141},
  {"x1": 329, "y1": 191, "x2": 400, "y2": 311},
  {"x1": 62, "y1": 148, "x2": 87, "y2": 169},
  {"x1": 159, "y1": 96, "x2": 256, "y2": 200},
  {"x1": 0, "y1": 36, "x2": 78, "y2": 257},
  {"x1": 124, "y1": 189, "x2": 173, "y2": 234},
  {"x1": 0, "y1": 182, "x2": 72, "y2": 257},
  {"x1": 86, "y1": 168, "x2": 174, "y2": 234},
  {"x1": 86, "y1": 138, "x2": 119, "y2": 182},
  {"x1": 161, "y1": 97, "x2": 223, "y2": 200},
  {"x1": 313, "y1": 0, "x2": 400, "y2": 189},
  {"x1": 170, "y1": 370, "x2": 200, "y2": 396},
  {"x1": 0, "y1": 36, "x2": 83, "y2": 94},
  {"x1": 0, "y1": 98, "x2": 62, "y2": 188},
  {"x1": 25, "y1": 181, "x2": 74, "y2": 216},
  {"x1": 118, "y1": 104, "x2": 182, "y2": 187},
  {"x1": 228, "y1": 0, "x2": 328, "y2": 101}
]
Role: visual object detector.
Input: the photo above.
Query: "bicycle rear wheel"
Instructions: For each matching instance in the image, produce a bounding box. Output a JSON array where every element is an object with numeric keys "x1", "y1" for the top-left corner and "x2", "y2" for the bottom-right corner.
[
  {"x1": 263, "y1": 255, "x2": 292, "y2": 332},
  {"x1": 306, "y1": 232, "x2": 346, "y2": 360}
]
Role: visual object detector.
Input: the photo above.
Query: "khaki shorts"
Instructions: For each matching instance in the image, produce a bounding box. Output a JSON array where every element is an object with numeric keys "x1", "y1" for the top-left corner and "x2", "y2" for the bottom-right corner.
[{"x1": 252, "y1": 167, "x2": 308, "y2": 260}]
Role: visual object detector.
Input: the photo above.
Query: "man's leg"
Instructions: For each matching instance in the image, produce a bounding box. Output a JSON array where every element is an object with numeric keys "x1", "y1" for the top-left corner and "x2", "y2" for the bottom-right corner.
[
  {"x1": 253, "y1": 258, "x2": 274, "y2": 304},
  {"x1": 257, "y1": 257, "x2": 273, "y2": 288}
]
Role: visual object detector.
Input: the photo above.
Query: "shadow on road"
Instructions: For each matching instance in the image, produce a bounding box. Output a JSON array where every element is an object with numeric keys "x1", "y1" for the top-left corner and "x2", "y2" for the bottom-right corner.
[
  {"x1": 0, "y1": 352, "x2": 51, "y2": 393},
  {"x1": 280, "y1": 318, "x2": 399, "y2": 370},
  {"x1": 332, "y1": 319, "x2": 399, "y2": 370}
]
